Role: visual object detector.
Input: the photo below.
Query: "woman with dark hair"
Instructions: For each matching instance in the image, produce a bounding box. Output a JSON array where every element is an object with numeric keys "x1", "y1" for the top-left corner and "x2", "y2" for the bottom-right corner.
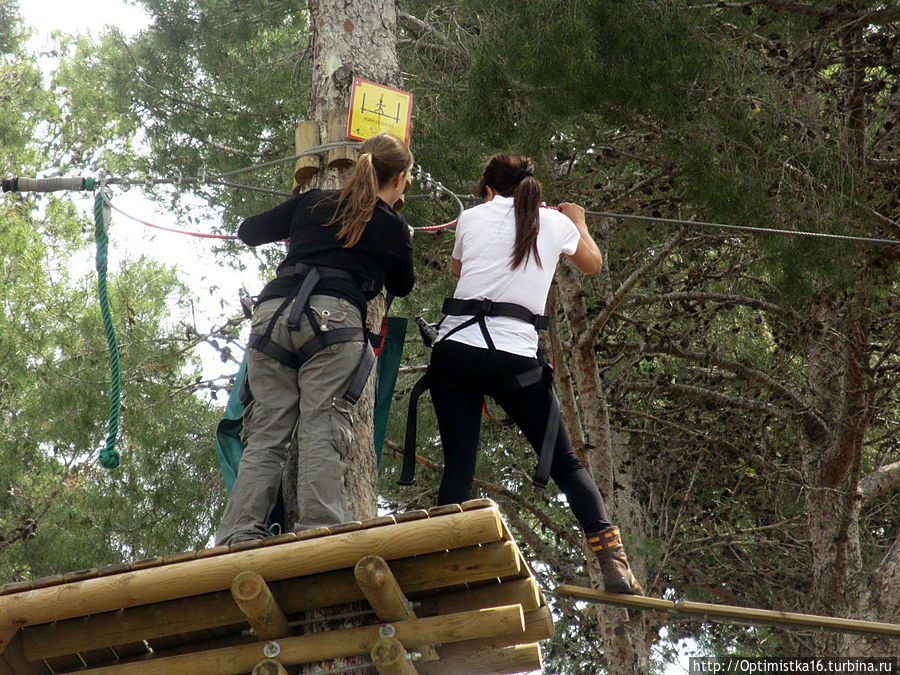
[
  {"x1": 427, "y1": 153, "x2": 641, "y2": 594},
  {"x1": 216, "y1": 133, "x2": 415, "y2": 546}
]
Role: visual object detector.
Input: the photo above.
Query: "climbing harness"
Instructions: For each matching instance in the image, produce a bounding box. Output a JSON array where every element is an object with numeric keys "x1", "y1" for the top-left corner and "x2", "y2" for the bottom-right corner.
[
  {"x1": 400, "y1": 298, "x2": 561, "y2": 490},
  {"x1": 245, "y1": 263, "x2": 379, "y2": 405}
]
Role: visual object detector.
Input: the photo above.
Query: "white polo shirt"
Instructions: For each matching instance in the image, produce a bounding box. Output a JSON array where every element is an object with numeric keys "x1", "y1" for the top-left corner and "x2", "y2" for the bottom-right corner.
[{"x1": 437, "y1": 195, "x2": 581, "y2": 357}]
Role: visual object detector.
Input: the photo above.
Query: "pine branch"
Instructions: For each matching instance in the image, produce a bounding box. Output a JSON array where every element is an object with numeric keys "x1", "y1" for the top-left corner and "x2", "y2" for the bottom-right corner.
[
  {"x1": 698, "y1": 0, "x2": 900, "y2": 25},
  {"x1": 630, "y1": 291, "x2": 804, "y2": 324},
  {"x1": 625, "y1": 380, "x2": 791, "y2": 418},
  {"x1": 0, "y1": 486, "x2": 60, "y2": 554},
  {"x1": 641, "y1": 343, "x2": 809, "y2": 412},
  {"x1": 398, "y1": 12, "x2": 470, "y2": 59},
  {"x1": 580, "y1": 229, "x2": 688, "y2": 350},
  {"x1": 859, "y1": 460, "x2": 900, "y2": 505}
]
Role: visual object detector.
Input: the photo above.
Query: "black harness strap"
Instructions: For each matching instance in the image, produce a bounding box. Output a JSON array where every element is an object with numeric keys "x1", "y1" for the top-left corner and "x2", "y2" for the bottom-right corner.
[
  {"x1": 246, "y1": 264, "x2": 376, "y2": 403},
  {"x1": 286, "y1": 266, "x2": 322, "y2": 330},
  {"x1": 400, "y1": 298, "x2": 559, "y2": 488},
  {"x1": 398, "y1": 369, "x2": 432, "y2": 485},
  {"x1": 508, "y1": 362, "x2": 558, "y2": 488}
]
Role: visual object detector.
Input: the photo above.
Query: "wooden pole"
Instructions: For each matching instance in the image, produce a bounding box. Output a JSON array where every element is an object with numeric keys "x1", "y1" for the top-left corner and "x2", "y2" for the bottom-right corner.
[
  {"x1": 77, "y1": 605, "x2": 525, "y2": 675},
  {"x1": 354, "y1": 555, "x2": 438, "y2": 661},
  {"x1": 417, "y1": 643, "x2": 542, "y2": 675},
  {"x1": 0, "y1": 507, "x2": 504, "y2": 630},
  {"x1": 293, "y1": 120, "x2": 321, "y2": 193},
  {"x1": 251, "y1": 659, "x2": 290, "y2": 675},
  {"x1": 230, "y1": 571, "x2": 289, "y2": 640},
  {"x1": 370, "y1": 636, "x2": 418, "y2": 675},
  {"x1": 21, "y1": 540, "x2": 521, "y2": 661},
  {"x1": 355, "y1": 555, "x2": 413, "y2": 622},
  {"x1": 556, "y1": 584, "x2": 900, "y2": 638}
]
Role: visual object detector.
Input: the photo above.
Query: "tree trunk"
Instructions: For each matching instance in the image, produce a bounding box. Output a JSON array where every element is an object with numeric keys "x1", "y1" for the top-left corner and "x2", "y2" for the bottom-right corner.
[
  {"x1": 288, "y1": 2, "x2": 401, "y2": 672},
  {"x1": 283, "y1": 0, "x2": 401, "y2": 531},
  {"x1": 798, "y1": 292, "x2": 899, "y2": 658},
  {"x1": 556, "y1": 262, "x2": 657, "y2": 674}
]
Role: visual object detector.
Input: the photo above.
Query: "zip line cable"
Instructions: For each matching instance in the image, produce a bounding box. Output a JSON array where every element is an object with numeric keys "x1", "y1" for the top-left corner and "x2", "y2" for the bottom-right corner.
[
  {"x1": 3, "y1": 145, "x2": 897, "y2": 471},
  {"x1": 585, "y1": 209, "x2": 900, "y2": 248},
  {"x1": 106, "y1": 200, "x2": 238, "y2": 240},
  {"x1": 5, "y1": 145, "x2": 895, "y2": 247}
]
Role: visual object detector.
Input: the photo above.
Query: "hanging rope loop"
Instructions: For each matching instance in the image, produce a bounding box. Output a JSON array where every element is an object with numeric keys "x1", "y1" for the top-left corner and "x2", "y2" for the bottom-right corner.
[{"x1": 93, "y1": 191, "x2": 122, "y2": 469}]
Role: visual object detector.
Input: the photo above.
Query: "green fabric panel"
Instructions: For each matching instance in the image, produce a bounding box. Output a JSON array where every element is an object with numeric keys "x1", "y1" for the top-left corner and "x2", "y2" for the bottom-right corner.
[
  {"x1": 374, "y1": 316, "x2": 408, "y2": 465},
  {"x1": 215, "y1": 357, "x2": 247, "y2": 493}
]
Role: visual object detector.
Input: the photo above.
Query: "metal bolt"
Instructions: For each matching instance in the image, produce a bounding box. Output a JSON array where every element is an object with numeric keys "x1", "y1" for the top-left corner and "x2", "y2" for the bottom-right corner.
[
  {"x1": 263, "y1": 641, "x2": 281, "y2": 658},
  {"x1": 378, "y1": 623, "x2": 396, "y2": 638}
]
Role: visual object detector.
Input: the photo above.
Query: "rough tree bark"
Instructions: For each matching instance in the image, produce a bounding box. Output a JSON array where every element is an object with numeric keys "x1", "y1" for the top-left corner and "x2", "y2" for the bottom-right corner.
[
  {"x1": 286, "y1": 2, "x2": 402, "y2": 673},
  {"x1": 801, "y1": 294, "x2": 899, "y2": 658},
  {"x1": 555, "y1": 259, "x2": 658, "y2": 675},
  {"x1": 283, "y1": 0, "x2": 402, "y2": 531}
]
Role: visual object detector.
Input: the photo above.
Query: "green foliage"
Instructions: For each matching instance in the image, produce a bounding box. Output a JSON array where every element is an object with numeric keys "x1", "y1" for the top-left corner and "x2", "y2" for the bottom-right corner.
[
  {"x1": 0, "y1": 192, "x2": 226, "y2": 578},
  {"x1": 0, "y1": 17, "x2": 225, "y2": 580},
  {"x1": 49, "y1": 0, "x2": 312, "y2": 230}
]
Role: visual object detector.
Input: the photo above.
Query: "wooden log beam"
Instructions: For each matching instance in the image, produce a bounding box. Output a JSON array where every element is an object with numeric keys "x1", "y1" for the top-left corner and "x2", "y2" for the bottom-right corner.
[
  {"x1": 230, "y1": 571, "x2": 289, "y2": 640},
  {"x1": 0, "y1": 635, "x2": 44, "y2": 675},
  {"x1": 370, "y1": 636, "x2": 418, "y2": 675},
  {"x1": 1, "y1": 507, "x2": 504, "y2": 630},
  {"x1": 434, "y1": 606, "x2": 554, "y2": 657},
  {"x1": 415, "y1": 578, "x2": 542, "y2": 617},
  {"x1": 417, "y1": 643, "x2": 542, "y2": 675},
  {"x1": 674, "y1": 599, "x2": 900, "y2": 638},
  {"x1": 21, "y1": 540, "x2": 520, "y2": 661},
  {"x1": 556, "y1": 584, "x2": 900, "y2": 638},
  {"x1": 355, "y1": 555, "x2": 413, "y2": 622},
  {"x1": 77, "y1": 605, "x2": 525, "y2": 675},
  {"x1": 555, "y1": 584, "x2": 674, "y2": 612},
  {"x1": 0, "y1": 628, "x2": 15, "y2": 658},
  {"x1": 355, "y1": 555, "x2": 438, "y2": 661}
]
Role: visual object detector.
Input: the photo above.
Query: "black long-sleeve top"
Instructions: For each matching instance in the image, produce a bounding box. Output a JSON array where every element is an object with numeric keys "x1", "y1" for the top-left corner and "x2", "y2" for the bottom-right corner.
[{"x1": 239, "y1": 189, "x2": 415, "y2": 307}]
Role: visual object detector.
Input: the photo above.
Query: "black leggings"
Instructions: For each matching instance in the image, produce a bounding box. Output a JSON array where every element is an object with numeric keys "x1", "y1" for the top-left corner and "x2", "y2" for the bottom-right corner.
[{"x1": 429, "y1": 340, "x2": 611, "y2": 533}]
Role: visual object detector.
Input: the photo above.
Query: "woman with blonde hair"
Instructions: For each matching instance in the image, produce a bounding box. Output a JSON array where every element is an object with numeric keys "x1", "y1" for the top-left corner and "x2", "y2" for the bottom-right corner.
[{"x1": 216, "y1": 133, "x2": 415, "y2": 545}]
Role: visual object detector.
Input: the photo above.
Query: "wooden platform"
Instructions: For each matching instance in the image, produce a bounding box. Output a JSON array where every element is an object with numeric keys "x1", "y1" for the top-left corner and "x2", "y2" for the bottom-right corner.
[{"x1": 0, "y1": 500, "x2": 553, "y2": 675}]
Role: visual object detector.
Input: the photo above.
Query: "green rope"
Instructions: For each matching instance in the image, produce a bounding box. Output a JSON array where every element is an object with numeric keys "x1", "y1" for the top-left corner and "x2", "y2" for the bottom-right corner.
[{"x1": 93, "y1": 191, "x2": 121, "y2": 469}]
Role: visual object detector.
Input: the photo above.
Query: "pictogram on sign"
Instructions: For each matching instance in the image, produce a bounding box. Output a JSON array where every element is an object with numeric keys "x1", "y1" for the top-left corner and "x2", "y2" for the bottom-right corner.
[{"x1": 347, "y1": 77, "x2": 413, "y2": 144}]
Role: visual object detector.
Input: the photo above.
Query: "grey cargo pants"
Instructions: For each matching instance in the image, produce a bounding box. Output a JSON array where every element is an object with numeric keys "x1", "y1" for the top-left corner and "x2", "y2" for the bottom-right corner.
[{"x1": 215, "y1": 294, "x2": 364, "y2": 546}]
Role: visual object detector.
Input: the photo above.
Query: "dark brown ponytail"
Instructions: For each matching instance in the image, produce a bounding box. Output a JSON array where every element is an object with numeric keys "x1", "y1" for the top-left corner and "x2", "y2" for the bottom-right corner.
[
  {"x1": 477, "y1": 153, "x2": 542, "y2": 269},
  {"x1": 328, "y1": 133, "x2": 413, "y2": 247}
]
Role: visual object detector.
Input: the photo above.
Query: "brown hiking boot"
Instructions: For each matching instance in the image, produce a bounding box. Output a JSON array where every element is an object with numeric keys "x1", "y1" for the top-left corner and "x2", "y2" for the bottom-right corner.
[{"x1": 587, "y1": 525, "x2": 643, "y2": 595}]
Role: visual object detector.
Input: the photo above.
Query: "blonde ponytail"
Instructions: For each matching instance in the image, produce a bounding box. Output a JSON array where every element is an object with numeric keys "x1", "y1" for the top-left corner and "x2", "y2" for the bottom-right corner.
[{"x1": 326, "y1": 134, "x2": 413, "y2": 248}]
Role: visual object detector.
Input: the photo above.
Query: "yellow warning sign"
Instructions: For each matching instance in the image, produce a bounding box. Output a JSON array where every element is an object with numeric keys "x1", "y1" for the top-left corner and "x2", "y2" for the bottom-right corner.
[{"x1": 347, "y1": 77, "x2": 413, "y2": 145}]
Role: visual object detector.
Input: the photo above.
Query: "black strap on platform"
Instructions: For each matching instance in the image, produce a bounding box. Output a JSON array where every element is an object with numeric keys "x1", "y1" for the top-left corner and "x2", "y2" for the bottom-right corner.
[{"x1": 399, "y1": 369, "x2": 432, "y2": 485}]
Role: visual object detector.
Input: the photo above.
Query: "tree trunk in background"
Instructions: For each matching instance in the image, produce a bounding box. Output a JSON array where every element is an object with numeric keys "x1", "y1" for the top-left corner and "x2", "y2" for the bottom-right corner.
[
  {"x1": 556, "y1": 262, "x2": 658, "y2": 674},
  {"x1": 800, "y1": 293, "x2": 898, "y2": 658},
  {"x1": 288, "y1": 3, "x2": 401, "y2": 673}
]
